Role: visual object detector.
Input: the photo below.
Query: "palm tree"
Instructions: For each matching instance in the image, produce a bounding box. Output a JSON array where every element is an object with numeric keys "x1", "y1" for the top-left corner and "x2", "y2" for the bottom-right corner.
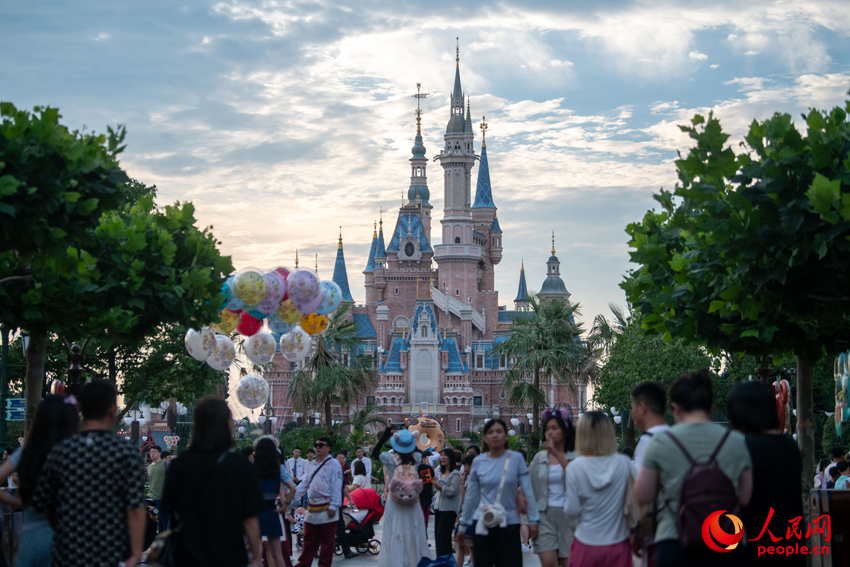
[
  {"x1": 289, "y1": 304, "x2": 379, "y2": 436},
  {"x1": 492, "y1": 296, "x2": 588, "y2": 448},
  {"x1": 342, "y1": 403, "x2": 388, "y2": 448}
]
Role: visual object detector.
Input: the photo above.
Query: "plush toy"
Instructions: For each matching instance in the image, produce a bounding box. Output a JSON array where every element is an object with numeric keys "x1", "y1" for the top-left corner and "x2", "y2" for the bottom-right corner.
[{"x1": 388, "y1": 451, "x2": 423, "y2": 506}]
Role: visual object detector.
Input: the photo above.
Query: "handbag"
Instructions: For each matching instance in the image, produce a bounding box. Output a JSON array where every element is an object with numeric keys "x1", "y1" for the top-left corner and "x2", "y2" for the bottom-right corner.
[
  {"x1": 148, "y1": 450, "x2": 231, "y2": 567},
  {"x1": 476, "y1": 451, "x2": 512, "y2": 535}
]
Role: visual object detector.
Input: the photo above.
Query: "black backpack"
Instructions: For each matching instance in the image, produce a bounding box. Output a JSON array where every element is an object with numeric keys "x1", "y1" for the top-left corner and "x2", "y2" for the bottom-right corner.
[{"x1": 665, "y1": 430, "x2": 739, "y2": 553}]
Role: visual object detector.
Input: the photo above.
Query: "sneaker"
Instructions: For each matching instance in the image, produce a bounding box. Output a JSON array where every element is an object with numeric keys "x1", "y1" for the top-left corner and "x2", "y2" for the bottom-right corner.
[
  {"x1": 463, "y1": 562, "x2": 472, "y2": 566},
  {"x1": 521, "y1": 544, "x2": 530, "y2": 553}
]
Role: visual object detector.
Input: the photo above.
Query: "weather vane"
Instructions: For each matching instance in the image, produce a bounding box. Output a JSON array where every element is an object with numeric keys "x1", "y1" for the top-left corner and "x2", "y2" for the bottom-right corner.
[
  {"x1": 480, "y1": 116, "x2": 488, "y2": 147},
  {"x1": 412, "y1": 83, "x2": 429, "y2": 134},
  {"x1": 456, "y1": 37, "x2": 460, "y2": 67}
]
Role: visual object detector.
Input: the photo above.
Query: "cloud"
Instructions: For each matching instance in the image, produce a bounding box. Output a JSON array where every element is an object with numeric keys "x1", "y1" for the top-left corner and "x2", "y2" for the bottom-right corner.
[
  {"x1": 688, "y1": 51, "x2": 708, "y2": 61},
  {"x1": 710, "y1": 64, "x2": 720, "y2": 69}
]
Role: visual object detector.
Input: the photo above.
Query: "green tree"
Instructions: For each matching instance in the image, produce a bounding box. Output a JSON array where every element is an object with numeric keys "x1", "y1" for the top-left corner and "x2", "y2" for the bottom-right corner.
[
  {"x1": 493, "y1": 296, "x2": 589, "y2": 448},
  {"x1": 621, "y1": 102, "x2": 850, "y2": 487},
  {"x1": 592, "y1": 305, "x2": 715, "y2": 448},
  {"x1": 342, "y1": 403, "x2": 387, "y2": 448},
  {"x1": 289, "y1": 304, "x2": 379, "y2": 435}
]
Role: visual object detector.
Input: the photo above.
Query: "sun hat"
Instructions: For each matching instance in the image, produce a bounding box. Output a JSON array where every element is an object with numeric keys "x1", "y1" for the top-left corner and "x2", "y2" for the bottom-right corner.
[{"x1": 390, "y1": 429, "x2": 417, "y2": 454}]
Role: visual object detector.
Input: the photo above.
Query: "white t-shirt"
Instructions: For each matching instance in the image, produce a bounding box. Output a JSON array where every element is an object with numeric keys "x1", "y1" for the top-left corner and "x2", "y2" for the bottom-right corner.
[
  {"x1": 546, "y1": 464, "x2": 566, "y2": 508},
  {"x1": 352, "y1": 456, "x2": 372, "y2": 485},
  {"x1": 351, "y1": 474, "x2": 368, "y2": 490},
  {"x1": 633, "y1": 424, "x2": 670, "y2": 472}
]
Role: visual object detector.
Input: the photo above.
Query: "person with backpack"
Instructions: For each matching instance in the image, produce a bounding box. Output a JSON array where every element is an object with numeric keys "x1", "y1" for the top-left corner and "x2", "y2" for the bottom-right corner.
[
  {"x1": 634, "y1": 369, "x2": 753, "y2": 567},
  {"x1": 727, "y1": 381, "x2": 803, "y2": 566},
  {"x1": 371, "y1": 427, "x2": 429, "y2": 567},
  {"x1": 563, "y1": 412, "x2": 633, "y2": 567},
  {"x1": 630, "y1": 382, "x2": 669, "y2": 471}
]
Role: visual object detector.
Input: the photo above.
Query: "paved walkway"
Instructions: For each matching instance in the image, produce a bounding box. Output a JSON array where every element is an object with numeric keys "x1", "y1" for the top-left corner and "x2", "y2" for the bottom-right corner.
[{"x1": 288, "y1": 521, "x2": 543, "y2": 567}]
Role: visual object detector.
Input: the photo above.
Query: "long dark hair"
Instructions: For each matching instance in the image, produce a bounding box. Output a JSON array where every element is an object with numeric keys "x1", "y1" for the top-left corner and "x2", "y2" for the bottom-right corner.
[
  {"x1": 482, "y1": 419, "x2": 509, "y2": 453},
  {"x1": 189, "y1": 398, "x2": 234, "y2": 453},
  {"x1": 18, "y1": 395, "x2": 80, "y2": 504},
  {"x1": 254, "y1": 438, "x2": 279, "y2": 480},
  {"x1": 437, "y1": 448, "x2": 459, "y2": 475},
  {"x1": 543, "y1": 414, "x2": 576, "y2": 453},
  {"x1": 353, "y1": 460, "x2": 366, "y2": 476},
  {"x1": 727, "y1": 381, "x2": 780, "y2": 434}
]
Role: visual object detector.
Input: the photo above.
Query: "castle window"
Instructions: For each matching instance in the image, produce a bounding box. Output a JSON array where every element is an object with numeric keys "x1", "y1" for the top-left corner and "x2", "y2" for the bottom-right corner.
[
  {"x1": 367, "y1": 396, "x2": 375, "y2": 406},
  {"x1": 474, "y1": 396, "x2": 483, "y2": 407},
  {"x1": 454, "y1": 237, "x2": 460, "y2": 243},
  {"x1": 476, "y1": 354, "x2": 484, "y2": 369},
  {"x1": 456, "y1": 418, "x2": 461, "y2": 432},
  {"x1": 456, "y1": 289, "x2": 459, "y2": 296},
  {"x1": 395, "y1": 288, "x2": 399, "y2": 295}
]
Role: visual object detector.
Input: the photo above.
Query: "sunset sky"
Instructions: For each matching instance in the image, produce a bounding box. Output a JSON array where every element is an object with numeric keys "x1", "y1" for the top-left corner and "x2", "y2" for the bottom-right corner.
[{"x1": 3, "y1": 0, "x2": 848, "y2": 326}]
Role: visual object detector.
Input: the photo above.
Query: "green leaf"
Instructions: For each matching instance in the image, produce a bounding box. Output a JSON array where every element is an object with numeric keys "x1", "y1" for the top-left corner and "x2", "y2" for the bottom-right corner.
[
  {"x1": 64, "y1": 192, "x2": 81, "y2": 203},
  {"x1": 0, "y1": 175, "x2": 21, "y2": 196},
  {"x1": 0, "y1": 203, "x2": 15, "y2": 217},
  {"x1": 740, "y1": 330, "x2": 759, "y2": 339}
]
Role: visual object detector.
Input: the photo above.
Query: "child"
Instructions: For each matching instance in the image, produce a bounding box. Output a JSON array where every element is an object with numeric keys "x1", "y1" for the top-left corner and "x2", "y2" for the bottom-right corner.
[
  {"x1": 827, "y1": 466, "x2": 841, "y2": 489},
  {"x1": 834, "y1": 461, "x2": 850, "y2": 489}
]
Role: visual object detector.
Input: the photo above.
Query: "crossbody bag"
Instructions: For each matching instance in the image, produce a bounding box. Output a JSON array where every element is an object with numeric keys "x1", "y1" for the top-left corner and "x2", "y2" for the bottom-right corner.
[{"x1": 476, "y1": 450, "x2": 512, "y2": 535}]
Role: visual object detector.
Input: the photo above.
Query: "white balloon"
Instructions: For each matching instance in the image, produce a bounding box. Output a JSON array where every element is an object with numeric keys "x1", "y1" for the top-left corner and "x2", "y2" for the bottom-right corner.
[
  {"x1": 245, "y1": 332, "x2": 276, "y2": 366},
  {"x1": 280, "y1": 326, "x2": 312, "y2": 362},
  {"x1": 236, "y1": 374, "x2": 270, "y2": 410},
  {"x1": 207, "y1": 336, "x2": 236, "y2": 370},
  {"x1": 614, "y1": 415, "x2": 622, "y2": 424},
  {"x1": 185, "y1": 327, "x2": 216, "y2": 361},
  {"x1": 508, "y1": 429, "x2": 516, "y2": 437}
]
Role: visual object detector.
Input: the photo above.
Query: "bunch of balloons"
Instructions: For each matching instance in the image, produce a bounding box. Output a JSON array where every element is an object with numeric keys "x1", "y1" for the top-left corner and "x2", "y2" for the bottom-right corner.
[{"x1": 183, "y1": 266, "x2": 345, "y2": 407}]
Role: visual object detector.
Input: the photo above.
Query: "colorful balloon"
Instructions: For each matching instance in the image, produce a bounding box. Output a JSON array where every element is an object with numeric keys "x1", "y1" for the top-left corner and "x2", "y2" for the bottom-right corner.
[
  {"x1": 184, "y1": 326, "x2": 217, "y2": 361},
  {"x1": 273, "y1": 266, "x2": 292, "y2": 299},
  {"x1": 219, "y1": 277, "x2": 233, "y2": 310},
  {"x1": 237, "y1": 311, "x2": 263, "y2": 336},
  {"x1": 300, "y1": 313, "x2": 329, "y2": 335},
  {"x1": 267, "y1": 312, "x2": 295, "y2": 335},
  {"x1": 249, "y1": 308, "x2": 268, "y2": 320},
  {"x1": 280, "y1": 326, "x2": 311, "y2": 362},
  {"x1": 316, "y1": 280, "x2": 343, "y2": 316},
  {"x1": 233, "y1": 269, "x2": 268, "y2": 306},
  {"x1": 256, "y1": 271, "x2": 287, "y2": 315},
  {"x1": 287, "y1": 269, "x2": 321, "y2": 313},
  {"x1": 244, "y1": 332, "x2": 277, "y2": 366},
  {"x1": 235, "y1": 374, "x2": 270, "y2": 409},
  {"x1": 206, "y1": 336, "x2": 236, "y2": 370},
  {"x1": 212, "y1": 309, "x2": 240, "y2": 334},
  {"x1": 277, "y1": 299, "x2": 301, "y2": 324}
]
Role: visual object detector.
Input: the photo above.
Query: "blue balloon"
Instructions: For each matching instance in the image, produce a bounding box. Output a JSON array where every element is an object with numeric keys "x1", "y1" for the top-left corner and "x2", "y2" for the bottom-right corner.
[
  {"x1": 249, "y1": 308, "x2": 268, "y2": 320},
  {"x1": 316, "y1": 280, "x2": 342, "y2": 316},
  {"x1": 267, "y1": 312, "x2": 295, "y2": 335},
  {"x1": 219, "y1": 279, "x2": 233, "y2": 310}
]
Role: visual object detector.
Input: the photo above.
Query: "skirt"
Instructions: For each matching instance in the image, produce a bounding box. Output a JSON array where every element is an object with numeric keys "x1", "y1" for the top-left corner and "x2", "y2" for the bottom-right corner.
[
  {"x1": 378, "y1": 497, "x2": 430, "y2": 567},
  {"x1": 533, "y1": 506, "x2": 576, "y2": 557},
  {"x1": 259, "y1": 508, "x2": 283, "y2": 538},
  {"x1": 568, "y1": 538, "x2": 631, "y2": 567}
]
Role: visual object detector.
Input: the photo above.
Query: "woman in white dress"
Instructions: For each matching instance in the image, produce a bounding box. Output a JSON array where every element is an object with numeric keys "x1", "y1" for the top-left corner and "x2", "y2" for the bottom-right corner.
[{"x1": 371, "y1": 427, "x2": 430, "y2": 567}]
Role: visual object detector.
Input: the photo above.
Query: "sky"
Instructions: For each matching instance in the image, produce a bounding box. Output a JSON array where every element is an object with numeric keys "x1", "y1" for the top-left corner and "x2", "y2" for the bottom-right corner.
[{"x1": 2, "y1": 0, "x2": 849, "y2": 328}]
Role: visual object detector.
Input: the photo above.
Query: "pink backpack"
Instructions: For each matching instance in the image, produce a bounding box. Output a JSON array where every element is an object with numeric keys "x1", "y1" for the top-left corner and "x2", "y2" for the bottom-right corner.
[{"x1": 388, "y1": 454, "x2": 422, "y2": 506}]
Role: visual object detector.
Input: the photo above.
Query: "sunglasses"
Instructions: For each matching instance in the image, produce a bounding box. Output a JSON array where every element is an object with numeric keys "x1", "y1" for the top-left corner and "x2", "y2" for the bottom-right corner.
[{"x1": 313, "y1": 443, "x2": 328, "y2": 448}]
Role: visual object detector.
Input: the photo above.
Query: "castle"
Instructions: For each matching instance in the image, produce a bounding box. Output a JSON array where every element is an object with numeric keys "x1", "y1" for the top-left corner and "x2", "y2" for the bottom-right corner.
[{"x1": 266, "y1": 47, "x2": 586, "y2": 436}]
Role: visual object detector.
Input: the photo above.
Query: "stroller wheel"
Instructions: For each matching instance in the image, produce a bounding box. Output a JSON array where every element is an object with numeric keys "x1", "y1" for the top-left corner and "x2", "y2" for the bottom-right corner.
[
  {"x1": 334, "y1": 543, "x2": 343, "y2": 557},
  {"x1": 367, "y1": 540, "x2": 381, "y2": 555}
]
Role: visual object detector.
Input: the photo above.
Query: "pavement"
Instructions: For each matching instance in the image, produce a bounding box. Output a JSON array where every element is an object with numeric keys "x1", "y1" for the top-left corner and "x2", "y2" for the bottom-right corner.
[{"x1": 288, "y1": 520, "x2": 543, "y2": 567}]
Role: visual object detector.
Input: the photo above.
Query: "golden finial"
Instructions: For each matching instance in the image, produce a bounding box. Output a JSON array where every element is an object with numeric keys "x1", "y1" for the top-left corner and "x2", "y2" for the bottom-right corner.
[
  {"x1": 456, "y1": 37, "x2": 459, "y2": 67},
  {"x1": 379, "y1": 207, "x2": 383, "y2": 230},
  {"x1": 412, "y1": 83, "x2": 429, "y2": 136},
  {"x1": 373, "y1": 220, "x2": 377, "y2": 238},
  {"x1": 551, "y1": 230, "x2": 556, "y2": 255},
  {"x1": 521, "y1": 259, "x2": 524, "y2": 273},
  {"x1": 338, "y1": 227, "x2": 343, "y2": 250},
  {"x1": 315, "y1": 253, "x2": 318, "y2": 273},
  {"x1": 295, "y1": 249, "x2": 299, "y2": 268},
  {"x1": 480, "y1": 116, "x2": 488, "y2": 148}
]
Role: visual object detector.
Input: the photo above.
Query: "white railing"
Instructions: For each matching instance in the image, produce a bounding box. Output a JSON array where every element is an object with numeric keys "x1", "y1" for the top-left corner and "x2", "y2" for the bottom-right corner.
[{"x1": 431, "y1": 286, "x2": 486, "y2": 332}]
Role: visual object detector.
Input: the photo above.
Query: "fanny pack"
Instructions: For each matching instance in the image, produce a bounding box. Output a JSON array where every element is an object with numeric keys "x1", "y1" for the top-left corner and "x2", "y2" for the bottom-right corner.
[{"x1": 307, "y1": 501, "x2": 330, "y2": 513}]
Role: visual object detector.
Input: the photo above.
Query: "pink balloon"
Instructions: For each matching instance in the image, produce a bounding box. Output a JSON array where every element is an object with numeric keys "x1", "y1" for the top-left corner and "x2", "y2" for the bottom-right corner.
[{"x1": 256, "y1": 271, "x2": 287, "y2": 315}]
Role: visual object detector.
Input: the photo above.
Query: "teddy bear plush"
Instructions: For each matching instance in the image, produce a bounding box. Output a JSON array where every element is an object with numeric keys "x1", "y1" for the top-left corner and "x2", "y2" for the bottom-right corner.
[{"x1": 389, "y1": 463, "x2": 423, "y2": 506}]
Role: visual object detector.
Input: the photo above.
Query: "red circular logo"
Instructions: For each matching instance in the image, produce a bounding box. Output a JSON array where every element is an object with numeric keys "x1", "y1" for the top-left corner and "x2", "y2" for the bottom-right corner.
[{"x1": 702, "y1": 510, "x2": 744, "y2": 553}]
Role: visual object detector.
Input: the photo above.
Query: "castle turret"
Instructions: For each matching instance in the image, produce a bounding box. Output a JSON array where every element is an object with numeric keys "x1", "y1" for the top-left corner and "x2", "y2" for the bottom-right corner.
[
  {"x1": 364, "y1": 221, "x2": 378, "y2": 305},
  {"x1": 537, "y1": 231, "x2": 570, "y2": 303},
  {"x1": 515, "y1": 261, "x2": 528, "y2": 311},
  {"x1": 333, "y1": 229, "x2": 355, "y2": 304}
]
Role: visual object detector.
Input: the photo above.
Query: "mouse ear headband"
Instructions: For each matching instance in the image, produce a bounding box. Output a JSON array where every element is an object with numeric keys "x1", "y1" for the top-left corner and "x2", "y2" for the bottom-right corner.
[{"x1": 541, "y1": 408, "x2": 571, "y2": 425}]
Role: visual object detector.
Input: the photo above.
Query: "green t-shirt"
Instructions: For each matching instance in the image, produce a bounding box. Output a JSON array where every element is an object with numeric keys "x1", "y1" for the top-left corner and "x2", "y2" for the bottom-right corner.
[
  {"x1": 642, "y1": 422, "x2": 751, "y2": 543},
  {"x1": 147, "y1": 460, "x2": 166, "y2": 500}
]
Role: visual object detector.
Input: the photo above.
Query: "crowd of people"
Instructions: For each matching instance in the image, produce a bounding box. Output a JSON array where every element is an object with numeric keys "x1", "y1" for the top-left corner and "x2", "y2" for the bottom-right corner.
[{"x1": 0, "y1": 369, "x2": 843, "y2": 566}]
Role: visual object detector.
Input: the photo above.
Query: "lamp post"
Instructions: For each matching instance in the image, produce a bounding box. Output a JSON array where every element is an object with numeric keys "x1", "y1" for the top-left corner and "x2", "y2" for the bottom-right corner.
[{"x1": 122, "y1": 406, "x2": 147, "y2": 447}]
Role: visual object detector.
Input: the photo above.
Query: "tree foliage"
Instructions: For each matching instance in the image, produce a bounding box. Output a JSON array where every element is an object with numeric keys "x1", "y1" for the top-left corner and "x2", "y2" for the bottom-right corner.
[{"x1": 289, "y1": 304, "x2": 379, "y2": 435}]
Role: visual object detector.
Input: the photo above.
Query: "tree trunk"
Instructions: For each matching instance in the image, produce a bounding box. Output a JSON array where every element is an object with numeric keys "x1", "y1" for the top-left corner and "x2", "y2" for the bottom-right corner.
[
  {"x1": 325, "y1": 398, "x2": 333, "y2": 437},
  {"x1": 796, "y1": 355, "x2": 814, "y2": 491},
  {"x1": 531, "y1": 363, "x2": 540, "y2": 449},
  {"x1": 24, "y1": 335, "x2": 48, "y2": 436},
  {"x1": 625, "y1": 412, "x2": 636, "y2": 449},
  {"x1": 107, "y1": 344, "x2": 117, "y2": 385}
]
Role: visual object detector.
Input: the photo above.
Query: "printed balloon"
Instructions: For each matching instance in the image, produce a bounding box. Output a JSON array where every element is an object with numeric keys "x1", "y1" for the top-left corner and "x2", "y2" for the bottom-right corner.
[
  {"x1": 237, "y1": 311, "x2": 263, "y2": 336},
  {"x1": 287, "y1": 269, "x2": 321, "y2": 313},
  {"x1": 273, "y1": 266, "x2": 292, "y2": 299},
  {"x1": 212, "y1": 308, "x2": 240, "y2": 334},
  {"x1": 235, "y1": 374, "x2": 270, "y2": 410},
  {"x1": 184, "y1": 327, "x2": 217, "y2": 361},
  {"x1": 244, "y1": 332, "x2": 276, "y2": 366},
  {"x1": 256, "y1": 271, "x2": 287, "y2": 315},
  {"x1": 277, "y1": 299, "x2": 301, "y2": 324},
  {"x1": 219, "y1": 278, "x2": 233, "y2": 310},
  {"x1": 249, "y1": 308, "x2": 268, "y2": 320},
  {"x1": 206, "y1": 336, "x2": 236, "y2": 371},
  {"x1": 233, "y1": 269, "x2": 268, "y2": 306},
  {"x1": 267, "y1": 312, "x2": 295, "y2": 335},
  {"x1": 280, "y1": 326, "x2": 311, "y2": 362},
  {"x1": 316, "y1": 280, "x2": 343, "y2": 316},
  {"x1": 300, "y1": 313, "x2": 329, "y2": 335}
]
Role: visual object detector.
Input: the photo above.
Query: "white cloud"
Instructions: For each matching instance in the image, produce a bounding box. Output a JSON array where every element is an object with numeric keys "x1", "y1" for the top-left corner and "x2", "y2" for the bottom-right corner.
[
  {"x1": 689, "y1": 51, "x2": 708, "y2": 61},
  {"x1": 93, "y1": 32, "x2": 110, "y2": 41},
  {"x1": 710, "y1": 64, "x2": 720, "y2": 69}
]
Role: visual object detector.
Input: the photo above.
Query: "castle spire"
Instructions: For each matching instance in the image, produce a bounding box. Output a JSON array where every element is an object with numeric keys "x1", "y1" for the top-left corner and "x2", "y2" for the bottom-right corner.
[
  {"x1": 552, "y1": 230, "x2": 556, "y2": 255},
  {"x1": 295, "y1": 248, "x2": 299, "y2": 268},
  {"x1": 456, "y1": 36, "x2": 459, "y2": 67},
  {"x1": 365, "y1": 221, "x2": 378, "y2": 272},
  {"x1": 332, "y1": 232, "x2": 354, "y2": 302},
  {"x1": 515, "y1": 261, "x2": 528, "y2": 303},
  {"x1": 472, "y1": 118, "x2": 495, "y2": 209}
]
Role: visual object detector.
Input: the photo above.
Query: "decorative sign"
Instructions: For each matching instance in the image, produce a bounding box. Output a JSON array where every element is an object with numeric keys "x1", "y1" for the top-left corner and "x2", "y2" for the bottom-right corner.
[
  {"x1": 5, "y1": 399, "x2": 24, "y2": 410},
  {"x1": 5, "y1": 410, "x2": 25, "y2": 421}
]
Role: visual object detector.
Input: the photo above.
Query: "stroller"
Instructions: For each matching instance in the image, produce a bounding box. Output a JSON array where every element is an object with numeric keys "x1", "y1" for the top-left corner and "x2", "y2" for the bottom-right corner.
[{"x1": 335, "y1": 487, "x2": 384, "y2": 556}]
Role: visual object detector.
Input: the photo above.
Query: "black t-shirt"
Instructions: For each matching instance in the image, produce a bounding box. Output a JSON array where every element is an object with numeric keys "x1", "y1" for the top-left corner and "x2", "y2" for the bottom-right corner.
[
  {"x1": 162, "y1": 449, "x2": 264, "y2": 567},
  {"x1": 741, "y1": 433, "x2": 804, "y2": 567},
  {"x1": 417, "y1": 463, "x2": 435, "y2": 506}
]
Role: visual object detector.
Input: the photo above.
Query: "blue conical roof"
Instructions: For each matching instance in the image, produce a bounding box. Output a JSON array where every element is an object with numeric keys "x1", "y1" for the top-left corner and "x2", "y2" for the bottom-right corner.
[
  {"x1": 465, "y1": 102, "x2": 473, "y2": 134},
  {"x1": 490, "y1": 215, "x2": 502, "y2": 233},
  {"x1": 515, "y1": 264, "x2": 528, "y2": 302},
  {"x1": 364, "y1": 229, "x2": 377, "y2": 272},
  {"x1": 452, "y1": 66, "x2": 463, "y2": 100},
  {"x1": 375, "y1": 226, "x2": 387, "y2": 258},
  {"x1": 333, "y1": 243, "x2": 354, "y2": 302},
  {"x1": 473, "y1": 145, "x2": 495, "y2": 208}
]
